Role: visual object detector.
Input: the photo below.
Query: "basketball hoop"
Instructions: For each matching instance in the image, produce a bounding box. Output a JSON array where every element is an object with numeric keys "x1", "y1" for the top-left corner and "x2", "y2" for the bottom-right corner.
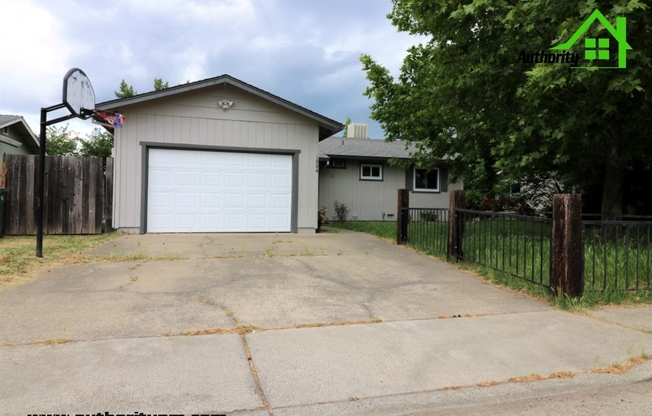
[{"x1": 91, "y1": 110, "x2": 127, "y2": 129}]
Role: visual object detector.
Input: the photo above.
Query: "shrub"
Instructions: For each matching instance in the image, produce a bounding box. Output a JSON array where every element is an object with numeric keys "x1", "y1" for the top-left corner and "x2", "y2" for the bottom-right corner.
[
  {"x1": 421, "y1": 211, "x2": 440, "y2": 222},
  {"x1": 318, "y1": 206, "x2": 330, "y2": 228},
  {"x1": 334, "y1": 200, "x2": 350, "y2": 222}
]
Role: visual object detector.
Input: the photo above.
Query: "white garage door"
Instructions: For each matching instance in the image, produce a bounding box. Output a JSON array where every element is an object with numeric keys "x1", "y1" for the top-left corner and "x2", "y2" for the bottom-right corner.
[{"x1": 147, "y1": 148, "x2": 292, "y2": 233}]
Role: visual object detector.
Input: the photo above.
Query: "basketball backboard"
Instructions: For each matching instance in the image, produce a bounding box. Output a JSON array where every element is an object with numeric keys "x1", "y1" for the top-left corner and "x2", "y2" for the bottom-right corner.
[{"x1": 62, "y1": 68, "x2": 95, "y2": 119}]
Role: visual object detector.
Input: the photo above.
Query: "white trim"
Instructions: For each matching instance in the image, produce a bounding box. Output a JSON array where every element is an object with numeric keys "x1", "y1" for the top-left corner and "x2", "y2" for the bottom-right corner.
[
  {"x1": 413, "y1": 167, "x2": 440, "y2": 192},
  {"x1": 360, "y1": 163, "x2": 383, "y2": 180},
  {"x1": 0, "y1": 135, "x2": 21, "y2": 148}
]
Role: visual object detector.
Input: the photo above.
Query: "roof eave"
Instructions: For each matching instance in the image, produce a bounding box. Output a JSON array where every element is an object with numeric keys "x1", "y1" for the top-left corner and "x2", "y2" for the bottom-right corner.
[
  {"x1": 96, "y1": 74, "x2": 343, "y2": 139},
  {"x1": 0, "y1": 116, "x2": 39, "y2": 148}
]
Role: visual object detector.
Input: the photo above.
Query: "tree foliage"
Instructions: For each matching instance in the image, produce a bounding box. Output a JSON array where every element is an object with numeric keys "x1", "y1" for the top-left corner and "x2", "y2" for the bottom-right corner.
[
  {"x1": 46, "y1": 125, "x2": 113, "y2": 158},
  {"x1": 46, "y1": 125, "x2": 80, "y2": 156},
  {"x1": 154, "y1": 78, "x2": 169, "y2": 91},
  {"x1": 115, "y1": 78, "x2": 169, "y2": 98},
  {"x1": 362, "y1": 0, "x2": 652, "y2": 219},
  {"x1": 79, "y1": 128, "x2": 114, "y2": 158},
  {"x1": 115, "y1": 79, "x2": 136, "y2": 98},
  {"x1": 343, "y1": 116, "x2": 352, "y2": 137}
]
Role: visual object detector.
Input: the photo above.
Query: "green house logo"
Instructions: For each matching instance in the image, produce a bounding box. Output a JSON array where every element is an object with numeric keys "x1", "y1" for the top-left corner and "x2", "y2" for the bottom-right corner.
[{"x1": 550, "y1": 9, "x2": 632, "y2": 69}]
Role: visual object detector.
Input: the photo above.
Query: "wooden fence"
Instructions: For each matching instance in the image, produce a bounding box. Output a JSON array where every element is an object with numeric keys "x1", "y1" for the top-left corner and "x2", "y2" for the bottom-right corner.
[{"x1": 1, "y1": 154, "x2": 113, "y2": 235}]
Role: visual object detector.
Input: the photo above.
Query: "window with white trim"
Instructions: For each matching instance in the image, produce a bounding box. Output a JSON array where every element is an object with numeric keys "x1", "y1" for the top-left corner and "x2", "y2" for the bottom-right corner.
[
  {"x1": 414, "y1": 167, "x2": 439, "y2": 192},
  {"x1": 360, "y1": 163, "x2": 383, "y2": 180}
]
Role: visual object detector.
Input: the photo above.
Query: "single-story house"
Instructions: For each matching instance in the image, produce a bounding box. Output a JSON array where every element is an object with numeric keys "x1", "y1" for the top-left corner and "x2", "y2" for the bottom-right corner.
[
  {"x1": 96, "y1": 74, "x2": 342, "y2": 234},
  {"x1": 318, "y1": 125, "x2": 463, "y2": 221},
  {"x1": 0, "y1": 115, "x2": 39, "y2": 156}
]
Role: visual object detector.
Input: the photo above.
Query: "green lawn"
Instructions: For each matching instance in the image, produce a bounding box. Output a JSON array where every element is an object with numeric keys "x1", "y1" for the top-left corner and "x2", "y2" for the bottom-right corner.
[{"x1": 329, "y1": 221, "x2": 396, "y2": 240}]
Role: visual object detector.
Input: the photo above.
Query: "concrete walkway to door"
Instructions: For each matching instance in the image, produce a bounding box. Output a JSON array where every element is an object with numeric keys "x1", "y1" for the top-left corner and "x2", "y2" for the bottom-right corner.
[{"x1": 0, "y1": 230, "x2": 651, "y2": 415}]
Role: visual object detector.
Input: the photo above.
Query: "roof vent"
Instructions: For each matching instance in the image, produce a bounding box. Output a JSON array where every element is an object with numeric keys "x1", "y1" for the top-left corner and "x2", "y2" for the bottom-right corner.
[{"x1": 347, "y1": 123, "x2": 368, "y2": 139}]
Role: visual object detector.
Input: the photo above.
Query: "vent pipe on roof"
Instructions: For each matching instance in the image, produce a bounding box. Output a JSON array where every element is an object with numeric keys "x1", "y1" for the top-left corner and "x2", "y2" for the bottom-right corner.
[{"x1": 347, "y1": 123, "x2": 368, "y2": 139}]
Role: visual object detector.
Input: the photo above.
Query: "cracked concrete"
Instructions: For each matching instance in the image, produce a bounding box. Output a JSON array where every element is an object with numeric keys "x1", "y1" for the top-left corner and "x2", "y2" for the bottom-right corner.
[{"x1": 1, "y1": 230, "x2": 651, "y2": 415}]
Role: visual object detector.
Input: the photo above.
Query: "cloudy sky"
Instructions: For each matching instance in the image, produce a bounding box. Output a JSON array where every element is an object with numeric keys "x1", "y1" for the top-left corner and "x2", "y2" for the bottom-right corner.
[{"x1": 0, "y1": 0, "x2": 425, "y2": 139}]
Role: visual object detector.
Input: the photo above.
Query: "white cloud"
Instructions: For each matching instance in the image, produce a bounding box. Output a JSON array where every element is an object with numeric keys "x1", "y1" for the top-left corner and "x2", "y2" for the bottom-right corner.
[{"x1": 0, "y1": 1, "x2": 71, "y2": 106}]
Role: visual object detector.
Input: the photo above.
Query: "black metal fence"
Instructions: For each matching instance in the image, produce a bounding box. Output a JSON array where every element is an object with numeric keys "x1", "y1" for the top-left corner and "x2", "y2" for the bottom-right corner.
[
  {"x1": 400, "y1": 208, "x2": 448, "y2": 256},
  {"x1": 453, "y1": 209, "x2": 553, "y2": 289},
  {"x1": 583, "y1": 221, "x2": 652, "y2": 292},
  {"x1": 399, "y1": 202, "x2": 652, "y2": 295}
]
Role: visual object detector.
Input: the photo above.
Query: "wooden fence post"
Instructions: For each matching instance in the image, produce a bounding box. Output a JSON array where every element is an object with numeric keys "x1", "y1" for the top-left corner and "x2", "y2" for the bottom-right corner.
[
  {"x1": 551, "y1": 194, "x2": 583, "y2": 297},
  {"x1": 396, "y1": 189, "x2": 409, "y2": 245},
  {"x1": 447, "y1": 190, "x2": 465, "y2": 262}
]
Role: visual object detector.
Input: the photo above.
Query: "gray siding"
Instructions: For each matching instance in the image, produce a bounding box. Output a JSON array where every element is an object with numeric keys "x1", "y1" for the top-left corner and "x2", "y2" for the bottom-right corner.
[
  {"x1": 112, "y1": 84, "x2": 320, "y2": 232},
  {"x1": 318, "y1": 160, "x2": 463, "y2": 221},
  {"x1": 0, "y1": 124, "x2": 35, "y2": 156}
]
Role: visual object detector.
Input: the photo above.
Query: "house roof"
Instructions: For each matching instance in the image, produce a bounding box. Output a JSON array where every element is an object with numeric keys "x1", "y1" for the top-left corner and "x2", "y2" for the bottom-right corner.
[
  {"x1": 0, "y1": 114, "x2": 39, "y2": 149},
  {"x1": 96, "y1": 74, "x2": 343, "y2": 140},
  {"x1": 319, "y1": 136, "x2": 416, "y2": 160}
]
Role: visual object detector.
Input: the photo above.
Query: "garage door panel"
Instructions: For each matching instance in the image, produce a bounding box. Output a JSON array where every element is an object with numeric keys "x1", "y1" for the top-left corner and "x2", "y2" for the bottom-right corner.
[
  {"x1": 176, "y1": 171, "x2": 199, "y2": 187},
  {"x1": 247, "y1": 215, "x2": 268, "y2": 230},
  {"x1": 149, "y1": 169, "x2": 174, "y2": 187},
  {"x1": 225, "y1": 194, "x2": 246, "y2": 209},
  {"x1": 248, "y1": 194, "x2": 268, "y2": 209},
  {"x1": 177, "y1": 151, "x2": 201, "y2": 166},
  {"x1": 149, "y1": 192, "x2": 173, "y2": 209},
  {"x1": 270, "y1": 214, "x2": 290, "y2": 229},
  {"x1": 148, "y1": 148, "x2": 292, "y2": 233},
  {"x1": 149, "y1": 150, "x2": 176, "y2": 166},
  {"x1": 270, "y1": 194, "x2": 291, "y2": 209},
  {"x1": 223, "y1": 214, "x2": 245, "y2": 231},
  {"x1": 248, "y1": 154, "x2": 270, "y2": 169},
  {"x1": 271, "y1": 174, "x2": 291, "y2": 189},
  {"x1": 200, "y1": 215, "x2": 221, "y2": 230},
  {"x1": 148, "y1": 214, "x2": 173, "y2": 232},
  {"x1": 200, "y1": 193, "x2": 222, "y2": 208},
  {"x1": 248, "y1": 173, "x2": 269, "y2": 188},
  {"x1": 226, "y1": 153, "x2": 247, "y2": 167},
  {"x1": 201, "y1": 172, "x2": 221, "y2": 187},
  {"x1": 200, "y1": 151, "x2": 223, "y2": 167},
  {"x1": 224, "y1": 172, "x2": 245, "y2": 188},
  {"x1": 175, "y1": 214, "x2": 199, "y2": 231}
]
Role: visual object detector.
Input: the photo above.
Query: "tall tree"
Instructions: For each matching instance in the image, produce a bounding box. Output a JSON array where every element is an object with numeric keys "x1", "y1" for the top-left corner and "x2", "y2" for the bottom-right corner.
[
  {"x1": 362, "y1": 1, "x2": 652, "y2": 219},
  {"x1": 115, "y1": 79, "x2": 136, "y2": 98}
]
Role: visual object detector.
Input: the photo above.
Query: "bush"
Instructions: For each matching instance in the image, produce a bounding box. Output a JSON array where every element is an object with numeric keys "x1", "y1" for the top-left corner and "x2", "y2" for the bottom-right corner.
[
  {"x1": 421, "y1": 211, "x2": 440, "y2": 222},
  {"x1": 318, "y1": 206, "x2": 330, "y2": 229},
  {"x1": 334, "y1": 201, "x2": 350, "y2": 222}
]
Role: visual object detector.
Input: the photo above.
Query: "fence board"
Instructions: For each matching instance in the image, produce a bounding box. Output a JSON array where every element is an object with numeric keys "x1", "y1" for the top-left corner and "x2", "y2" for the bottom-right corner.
[
  {"x1": 3, "y1": 155, "x2": 113, "y2": 235},
  {"x1": 73, "y1": 157, "x2": 83, "y2": 234},
  {"x1": 25, "y1": 155, "x2": 35, "y2": 234},
  {"x1": 81, "y1": 157, "x2": 91, "y2": 234},
  {"x1": 104, "y1": 158, "x2": 114, "y2": 232}
]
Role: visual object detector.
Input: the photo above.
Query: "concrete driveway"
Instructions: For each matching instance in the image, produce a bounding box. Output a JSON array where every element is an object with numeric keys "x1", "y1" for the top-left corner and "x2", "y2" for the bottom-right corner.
[{"x1": 1, "y1": 230, "x2": 651, "y2": 415}]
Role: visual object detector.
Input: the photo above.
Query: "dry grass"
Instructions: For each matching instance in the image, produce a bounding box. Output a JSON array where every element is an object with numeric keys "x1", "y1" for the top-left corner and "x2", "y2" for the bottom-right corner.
[
  {"x1": 0, "y1": 234, "x2": 121, "y2": 291},
  {"x1": 163, "y1": 318, "x2": 384, "y2": 338},
  {"x1": 592, "y1": 356, "x2": 649, "y2": 374}
]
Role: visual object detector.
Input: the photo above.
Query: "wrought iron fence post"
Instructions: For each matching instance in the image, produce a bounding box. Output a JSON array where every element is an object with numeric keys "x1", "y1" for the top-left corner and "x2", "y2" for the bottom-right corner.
[
  {"x1": 396, "y1": 189, "x2": 409, "y2": 245},
  {"x1": 447, "y1": 190, "x2": 465, "y2": 262}
]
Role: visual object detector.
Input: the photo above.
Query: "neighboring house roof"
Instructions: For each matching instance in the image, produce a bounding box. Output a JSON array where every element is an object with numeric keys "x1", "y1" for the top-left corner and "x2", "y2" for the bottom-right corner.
[
  {"x1": 96, "y1": 74, "x2": 343, "y2": 140},
  {"x1": 319, "y1": 136, "x2": 416, "y2": 160},
  {"x1": 0, "y1": 115, "x2": 39, "y2": 149}
]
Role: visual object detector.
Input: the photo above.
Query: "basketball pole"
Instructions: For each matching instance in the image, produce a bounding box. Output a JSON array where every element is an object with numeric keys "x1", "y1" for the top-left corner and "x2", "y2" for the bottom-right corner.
[{"x1": 36, "y1": 104, "x2": 76, "y2": 257}]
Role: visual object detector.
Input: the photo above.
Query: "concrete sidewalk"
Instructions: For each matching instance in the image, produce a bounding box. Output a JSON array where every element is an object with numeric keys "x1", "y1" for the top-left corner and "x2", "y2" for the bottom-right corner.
[{"x1": 1, "y1": 230, "x2": 651, "y2": 415}]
